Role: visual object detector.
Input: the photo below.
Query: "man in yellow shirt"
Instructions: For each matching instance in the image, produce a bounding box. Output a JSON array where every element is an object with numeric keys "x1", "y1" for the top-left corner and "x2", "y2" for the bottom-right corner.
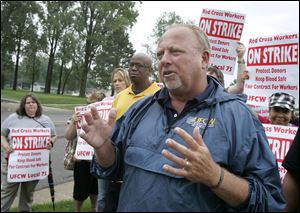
[
  {"x1": 113, "y1": 53, "x2": 161, "y2": 121},
  {"x1": 103, "y1": 52, "x2": 161, "y2": 211}
]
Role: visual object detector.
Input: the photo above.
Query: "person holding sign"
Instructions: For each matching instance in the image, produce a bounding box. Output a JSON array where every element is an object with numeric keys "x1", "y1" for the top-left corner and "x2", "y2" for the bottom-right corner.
[
  {"x1": 80, "y1": 24, "x2": 284, "y2": 211},
  {"x1": 1, "y1": 93, "x2": 56, "y2": 212},
  {"x1": 64, "y1": 90, "x2": 106, "y2": 212},
  {"x1": 97, "y1": 67, "x2": 130, "y2": 212}
]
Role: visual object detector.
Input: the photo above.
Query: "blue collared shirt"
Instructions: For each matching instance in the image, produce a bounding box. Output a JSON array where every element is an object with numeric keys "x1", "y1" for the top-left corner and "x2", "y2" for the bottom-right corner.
[{"x1": 157, "y1": 78, "x2": 215, "y2": 125}]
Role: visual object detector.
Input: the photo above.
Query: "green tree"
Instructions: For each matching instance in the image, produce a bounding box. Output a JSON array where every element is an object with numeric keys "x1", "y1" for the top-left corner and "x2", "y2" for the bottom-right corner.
[
  {"x1": 1, "y1": 1, "x2": 42, "y2": 90},
  {"x1": 60, "y1": 29, "x2": 85, "y2": 95},
  {"x1": 22, "y1": 19, "x2": 47, "y2": 92},
  {"x1": 1, "y1": 1, "x2": 17, "y2": 89},
  {"x1": 151, "y1": 11, "x2": 184, "y2": 45},
  {"x1": 92, "y1": 27, "x2": 135, "y2": 90},
  {"x1": 55, "y1": 27, "x2": 78, "y2": 94},
  {"x1": 74, "y1": 1, "x2": 139, "y2": 97},
  {"x1": 41, "y1": 1, "x2": 74, "y2": 93}
]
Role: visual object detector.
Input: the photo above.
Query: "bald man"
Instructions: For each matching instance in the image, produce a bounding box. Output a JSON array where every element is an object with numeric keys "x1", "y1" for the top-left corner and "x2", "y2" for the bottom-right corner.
[{"x1": 112, "y1": 53, "x2": 161, "y2": 120}]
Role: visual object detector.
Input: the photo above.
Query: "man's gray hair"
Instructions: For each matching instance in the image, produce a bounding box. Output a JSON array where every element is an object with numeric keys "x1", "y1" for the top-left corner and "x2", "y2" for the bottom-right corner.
[{"x1": 166, "y1": 24, "x2": 211, "y2": 53}]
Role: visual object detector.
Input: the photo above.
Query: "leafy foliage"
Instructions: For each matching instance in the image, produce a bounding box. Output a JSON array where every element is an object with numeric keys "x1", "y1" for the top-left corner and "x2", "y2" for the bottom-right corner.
[
  {"x1": 1, "y1": 1, "x2": 140, "y2": 97},
  {"x1": 74, "y1": 1, "x2": 139, "y2": 96},
  {"x1": 1, "y1": 1, "x2": 42, "y2": 90}
]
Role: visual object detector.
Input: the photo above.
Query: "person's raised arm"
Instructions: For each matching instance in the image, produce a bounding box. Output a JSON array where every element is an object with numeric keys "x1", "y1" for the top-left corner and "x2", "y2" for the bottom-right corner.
[
  {"x1": 64, "y1": 112, "x2": 80, "y2": 140},
  {"x1": 227, "y1": 42, "x2": 249, "y2": 94},
  {"x1": 80, "y1": 106, "x2": 116, "y2": 168}
]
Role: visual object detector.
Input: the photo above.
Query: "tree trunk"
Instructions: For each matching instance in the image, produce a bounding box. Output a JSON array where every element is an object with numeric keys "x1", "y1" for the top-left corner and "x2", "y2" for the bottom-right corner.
[
  {"x1": 61, "y1": 69, "x2": 72, "y2": 95},
  {"x1": 79, "y1": 38, "x2": 92, "y2": 97},
  {"x1": 31, "y1": 56, "x2": 36, "y2": 92},
  {"x1": 13, "y1": 35, "x2": 22, "y2": 90},
  {"x1": 45, "y1": 34, "x2": 59, "y2": 94},
  {"x1": 79, "y1": 63, "x2": 88, "y2": 97},
  {"x1": 45, "y1": 51, "x2": 54, "y2": 93},
  {"x1": 30, "y1": 72, "x2": 35, "y2": 92},
  {"x1": 57, "y1": 60, "x2": 64, "y2": 94}
]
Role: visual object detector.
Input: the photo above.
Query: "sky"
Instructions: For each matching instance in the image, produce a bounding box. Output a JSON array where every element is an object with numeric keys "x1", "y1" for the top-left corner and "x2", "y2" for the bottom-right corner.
[{"x1": 129, "y1": 1, "x2": 299, "y2": 87}]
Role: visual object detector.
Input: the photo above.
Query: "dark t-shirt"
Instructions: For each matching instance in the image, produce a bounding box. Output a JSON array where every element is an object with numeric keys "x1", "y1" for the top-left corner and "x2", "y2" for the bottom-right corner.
[{"x1": 282, "y1": 129, "x2": 299, "y2": 182}]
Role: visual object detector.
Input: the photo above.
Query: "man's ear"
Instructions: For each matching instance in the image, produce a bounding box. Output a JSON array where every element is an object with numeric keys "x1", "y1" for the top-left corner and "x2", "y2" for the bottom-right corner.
[{"x1": 201, "y1": 51, "x2": 210, "y2": 70}]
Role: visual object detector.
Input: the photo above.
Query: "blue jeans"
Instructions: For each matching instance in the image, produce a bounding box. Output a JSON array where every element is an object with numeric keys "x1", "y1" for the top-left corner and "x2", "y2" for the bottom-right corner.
[{"x1": 97, "y1": 179, "x2": 109, "y2": 211}]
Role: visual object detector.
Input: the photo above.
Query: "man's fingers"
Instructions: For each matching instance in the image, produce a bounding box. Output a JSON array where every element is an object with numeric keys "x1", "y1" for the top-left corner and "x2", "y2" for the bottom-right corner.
[
  {"x1": 84, "y1": 106, "x2": 101, "y2": 125},
  {"x1": 83, "y1": 111, "x2": 93, "y2": 125},
  {"x1": 90, "y1": 106, "x2": 100, "y2": 120},
  {"x1": 165, "y1": 138, "x2": 190, "y2": 158},
  {"x1": 162, "y1": 147, "x2": 186, "y2": 168},
  {"x1": 107, "y1": 108, "x2": 116, "y2": 127},
  {"x1": 174, "y1": 127, "x2": 199, "y2": 150},
  {"x1": 162, "y1": 164, "x2": 187, "y2": 177},
  {"x1": 79, "y1": 126, "x2": 89, "y2": 141},
  {"x1": 192, "y1": 127, "x2": 205, "y2": 147}
]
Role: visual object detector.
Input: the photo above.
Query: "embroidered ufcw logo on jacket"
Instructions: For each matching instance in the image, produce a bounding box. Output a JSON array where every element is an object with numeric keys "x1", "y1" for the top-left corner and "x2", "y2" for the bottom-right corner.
[{"x1": 186, "y1": 116, "x2": 216, "y2": 128}]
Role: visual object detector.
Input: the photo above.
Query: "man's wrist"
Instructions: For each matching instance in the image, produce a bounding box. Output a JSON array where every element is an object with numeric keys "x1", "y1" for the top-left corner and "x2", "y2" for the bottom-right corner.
[
  {"x1": 210, "y1": 166, "x2": 224, "y2": 189},
  {"x1": 94, "y1": 138, "x2": 110, "y2": 152}
]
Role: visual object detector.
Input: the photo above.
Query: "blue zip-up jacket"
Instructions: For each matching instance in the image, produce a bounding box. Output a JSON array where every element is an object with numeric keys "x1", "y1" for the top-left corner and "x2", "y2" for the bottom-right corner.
[{"x1": 91, "y1": 77, "x2": 285, "y2": 211}]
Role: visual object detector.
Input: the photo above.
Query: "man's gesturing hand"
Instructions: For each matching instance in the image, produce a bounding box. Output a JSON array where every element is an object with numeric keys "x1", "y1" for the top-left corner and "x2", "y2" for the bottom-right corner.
[
  {"x1": 162, "y1": 127, "x2": 220, "y2": 186},
  {"x1": 80, "y1": 106, "x2": 116, "y2": 150}
]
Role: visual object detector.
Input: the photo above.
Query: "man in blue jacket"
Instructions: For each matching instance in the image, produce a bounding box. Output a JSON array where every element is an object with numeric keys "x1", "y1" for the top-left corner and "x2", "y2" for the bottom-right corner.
[{"x1": 80, "y1": 24, "x2": 285, "y2": 211}]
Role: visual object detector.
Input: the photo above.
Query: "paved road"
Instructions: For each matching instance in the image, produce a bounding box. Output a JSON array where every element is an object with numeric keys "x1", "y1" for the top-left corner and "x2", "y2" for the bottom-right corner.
[{"x1": 1, "y1": 100, "x2": 75, "y2": 190}]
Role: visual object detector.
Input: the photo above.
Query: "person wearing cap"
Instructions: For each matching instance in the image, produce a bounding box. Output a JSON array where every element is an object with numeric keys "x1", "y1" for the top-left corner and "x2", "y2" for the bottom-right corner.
[{"x1": 258, "y1": 92, "x2": 296, "y2": 126}]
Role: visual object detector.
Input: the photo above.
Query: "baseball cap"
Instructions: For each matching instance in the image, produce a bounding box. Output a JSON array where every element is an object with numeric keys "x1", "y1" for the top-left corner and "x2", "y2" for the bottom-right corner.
[{"x1": 269, "y1": 92, "x2": 295, "y2": 111}]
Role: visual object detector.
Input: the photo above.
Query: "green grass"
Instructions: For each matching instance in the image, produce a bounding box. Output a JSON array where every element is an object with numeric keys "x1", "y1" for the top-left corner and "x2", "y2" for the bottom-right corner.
[
  {"x1": 10, "y1": 199, "x2": 92, "y2": 212},
  {"x1": 1, "y1": 89, "x2": 87, "y2": 110}
]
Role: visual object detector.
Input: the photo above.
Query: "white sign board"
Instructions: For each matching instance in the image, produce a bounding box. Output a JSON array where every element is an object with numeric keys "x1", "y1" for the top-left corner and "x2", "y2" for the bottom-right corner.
[
  {"x1": 74, "y1": 98, "x2": 113, "y2": 160},
  {"x1": 263, "y1": 124, "x2": 298, "y2": 182},
  {"x1": 7, "y1": 128, "x2": 50, "y2": 182},
  {"x1": 245, "y1": 33, "x2": 299, "y2": 107},
  {"x1": 199, "y1": 8, "x2": 246, "y2": 75}
]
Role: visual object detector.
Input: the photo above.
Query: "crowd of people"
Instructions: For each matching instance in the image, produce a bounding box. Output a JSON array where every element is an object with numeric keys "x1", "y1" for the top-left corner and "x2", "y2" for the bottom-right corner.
[{"x1": 1, "y1": 23, "x2": 299, "y2": 212}]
